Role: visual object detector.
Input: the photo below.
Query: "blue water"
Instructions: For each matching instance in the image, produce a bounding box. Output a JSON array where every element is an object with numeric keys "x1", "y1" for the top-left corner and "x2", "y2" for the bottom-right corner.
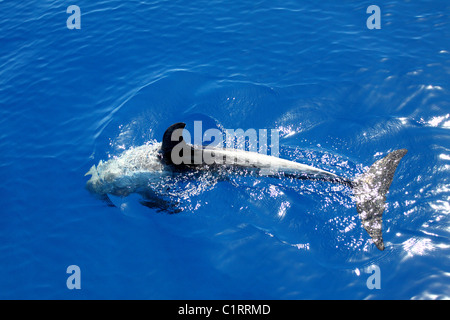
[{"x1": 1, "y1": 0, "x2": 449, "y2": 299}]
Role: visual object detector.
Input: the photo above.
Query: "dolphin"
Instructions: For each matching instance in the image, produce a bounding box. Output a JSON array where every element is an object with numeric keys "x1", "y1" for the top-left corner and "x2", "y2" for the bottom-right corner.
[{"x1": 86, "y1": 122, "x2": 407, "y2": 251}]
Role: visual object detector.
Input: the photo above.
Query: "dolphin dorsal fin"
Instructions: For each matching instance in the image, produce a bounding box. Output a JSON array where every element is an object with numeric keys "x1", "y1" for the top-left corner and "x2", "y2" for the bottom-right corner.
[{"x1": 161, "y1": 122, "x2": 187, "y2": 164}]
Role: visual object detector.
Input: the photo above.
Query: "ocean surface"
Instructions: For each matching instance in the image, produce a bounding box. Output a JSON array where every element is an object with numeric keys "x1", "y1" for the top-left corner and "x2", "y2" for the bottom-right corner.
[{"x1": 0, "y1": 0, "x2": 449, "y2": 299}]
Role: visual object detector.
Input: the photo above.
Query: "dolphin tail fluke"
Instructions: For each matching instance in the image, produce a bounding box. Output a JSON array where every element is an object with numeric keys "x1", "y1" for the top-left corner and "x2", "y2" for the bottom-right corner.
[{"x1": 352, "y1": 149, "x2": 408, "y2": 251}]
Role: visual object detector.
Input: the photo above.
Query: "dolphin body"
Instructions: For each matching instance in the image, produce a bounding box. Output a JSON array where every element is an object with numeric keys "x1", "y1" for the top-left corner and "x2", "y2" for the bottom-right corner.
[{"x1": 86, "y1": 122, "x2": 407, "y2": 251}]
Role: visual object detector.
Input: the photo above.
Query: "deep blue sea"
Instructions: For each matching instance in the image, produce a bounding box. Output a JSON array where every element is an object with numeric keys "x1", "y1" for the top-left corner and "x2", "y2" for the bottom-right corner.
[{"x1": 0, "y1": 0, "x2": 449, "y2": 299}]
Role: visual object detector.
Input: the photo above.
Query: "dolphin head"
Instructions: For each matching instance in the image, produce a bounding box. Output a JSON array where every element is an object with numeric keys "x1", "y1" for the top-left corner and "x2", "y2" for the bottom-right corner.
[{"x1": 85, "y1": 143, "x2": 166, "y2": 197}]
